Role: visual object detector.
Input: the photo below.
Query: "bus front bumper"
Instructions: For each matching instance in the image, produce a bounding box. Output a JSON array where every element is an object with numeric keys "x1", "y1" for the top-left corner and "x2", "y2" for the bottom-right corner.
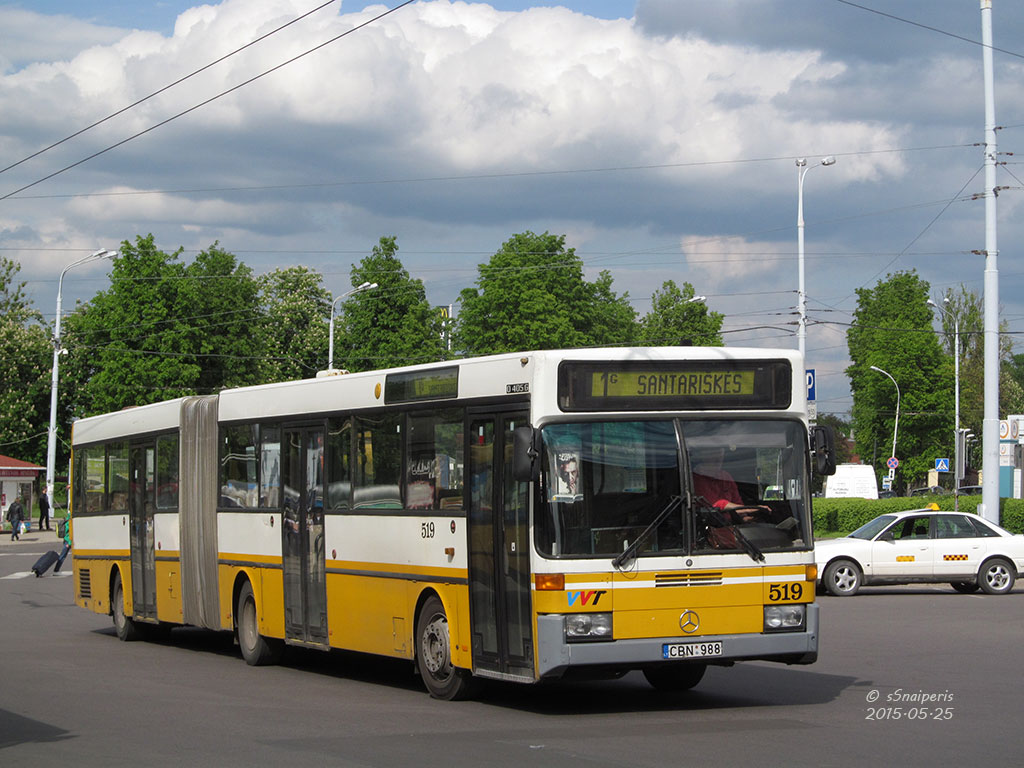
[{"x1": 535, "y1": 603, "x2": 818, "y2": 679}]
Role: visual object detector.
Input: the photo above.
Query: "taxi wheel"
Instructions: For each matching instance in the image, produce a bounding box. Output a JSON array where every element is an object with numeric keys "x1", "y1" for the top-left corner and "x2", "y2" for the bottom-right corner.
[
  {"x1": 643, "y1": 662, "x2": 707, "y2": 692},
  {"x1": 824, "y1": 559, "x2": 861, "y2": 597},
  {"x1": 978, "y1": 558, "x2": 1016, "y2": 595},
  {"x1": 950, "y1": 581, "x2": 980, "y2": 594}
]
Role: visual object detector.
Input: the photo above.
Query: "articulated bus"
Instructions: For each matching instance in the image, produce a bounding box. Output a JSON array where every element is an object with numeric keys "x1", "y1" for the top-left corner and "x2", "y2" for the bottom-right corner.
[{"x1": 71, "y1": 347, "x2": 835, "y2": 699}]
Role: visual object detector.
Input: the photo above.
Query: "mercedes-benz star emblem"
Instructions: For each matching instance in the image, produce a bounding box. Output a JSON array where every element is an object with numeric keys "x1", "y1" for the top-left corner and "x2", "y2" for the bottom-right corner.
[{"x1": 679, "y1": 610, "x2": 700, "y2": 633}]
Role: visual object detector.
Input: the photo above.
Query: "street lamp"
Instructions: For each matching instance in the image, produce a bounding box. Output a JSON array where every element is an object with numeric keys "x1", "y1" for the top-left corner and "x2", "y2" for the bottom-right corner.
[
  {"x1": 327, "y1": 281, "x2": 377, "y2": 370},
  {"x1": 796, "y1": 156, "x2": 836, "y2": 360},
  {"x1": 870, "y1": 365, "x2": 901, "y2": 482},
  {"x1": 928, "y1": 297, "x2": 961, "y2": 507},
  {"x1": 46, "y1": 248, "x2": 118, "y2": 503}
]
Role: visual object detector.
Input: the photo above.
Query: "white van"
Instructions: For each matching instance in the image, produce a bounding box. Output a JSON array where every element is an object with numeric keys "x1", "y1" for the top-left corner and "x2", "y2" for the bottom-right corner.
[{"x1": 823, "y1": 463, "x2": 879, "y2": 499}]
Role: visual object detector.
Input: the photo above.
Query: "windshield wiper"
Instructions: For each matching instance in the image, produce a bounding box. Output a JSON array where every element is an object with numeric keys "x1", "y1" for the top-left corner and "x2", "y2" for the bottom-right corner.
[{"x1": 612, "y1": 496, "x2": 682, "y2": 569}]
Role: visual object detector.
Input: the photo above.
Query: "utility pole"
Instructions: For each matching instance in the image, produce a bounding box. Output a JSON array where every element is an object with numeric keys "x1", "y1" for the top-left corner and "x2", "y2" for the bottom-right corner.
[{"x1": 980, "y1": 0, "x2": 1000, "y2": 524}]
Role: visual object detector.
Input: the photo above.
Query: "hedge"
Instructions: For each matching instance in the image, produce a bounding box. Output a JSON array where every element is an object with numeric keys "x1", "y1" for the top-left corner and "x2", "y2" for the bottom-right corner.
[{"x1": 813, "y1": 496, "x2": 1024, "y2": 535}]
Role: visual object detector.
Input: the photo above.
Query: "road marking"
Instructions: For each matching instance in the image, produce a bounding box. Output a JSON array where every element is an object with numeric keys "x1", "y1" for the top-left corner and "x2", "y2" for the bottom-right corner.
[{"x1": 1, "y1": 571, "x2": 72, "y2": 579}]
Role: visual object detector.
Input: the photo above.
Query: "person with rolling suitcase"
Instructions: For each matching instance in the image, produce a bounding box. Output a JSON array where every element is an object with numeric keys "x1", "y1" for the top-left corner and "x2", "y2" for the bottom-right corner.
[
  {"x1": 54, "y1": 515, "x2": 72, "y2": 573},
  {"x1": 32, "y1": 549, "x2": 60, "y2": 577}
]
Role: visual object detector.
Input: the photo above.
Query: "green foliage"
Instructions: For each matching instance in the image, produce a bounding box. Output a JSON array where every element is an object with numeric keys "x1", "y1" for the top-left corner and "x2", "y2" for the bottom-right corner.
[
  {"x1": 257, "y1": 266, "x2": 330, "y2": 381},
  {"x1": 847, "y1": 271, "x2": 951, "y2": 492},
  {"x1": 0, "y1": 256, "x2": 51, "y2": 464},
  {"x1": 62, "y1": 236, "x2": 264, "y2": 417},
  {"x1": 813, "y1": 496, "x2": 1024, "y2": 535},
  {"x1": 637, "y1": 280, "x2": 723, "y2": 346},
  {"x1": 454, "y1": 231, "x2": 635, "y2": 355},
  {"x1": 337, "y1": 236, "x2": 446, "y2": 371}
]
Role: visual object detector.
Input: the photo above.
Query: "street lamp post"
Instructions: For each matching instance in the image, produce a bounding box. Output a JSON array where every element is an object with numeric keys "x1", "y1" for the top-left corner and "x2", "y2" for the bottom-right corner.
[
  {"x1": 327, "y1": 281, "x2": 377, "y2": 370},
  {"x1": 929, "y1": 297, "x2": 961, "y2": 509},
  {"x1": 796, "y1": 156, "x2": 836, "y2": 360},
  {"x1": 46, "y1": 248, "x2": 117, "y2": 502},
  {"x1": 870, "y1": 365, "x2": 901, "y2": 483}
]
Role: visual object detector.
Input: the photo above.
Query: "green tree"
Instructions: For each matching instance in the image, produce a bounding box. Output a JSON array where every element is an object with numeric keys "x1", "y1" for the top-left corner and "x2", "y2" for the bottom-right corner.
[
  {"x1": 454, "y1": 231, "x2": 635, "y2": 355},
  {"x1": 257, "y1": 266, "x2": 331, "y2": 381},
  {"x1": 336, "y1": 237, "x2": 446, "y2": 371},
  {"x1": 637, "y1": 280, "x2": 723, "y2": 346},
  {"x1": 62, "y1": 236, "x2": 264, "y2": 416},
  {"x1": 175, "y1": 243, "x2": 263, "y2": 392},
  {"x1": 0, "y1": 256, "x2": 51, "y2": 465},
  {"x1": 847, "y1": 271, "x2": 950, "y2": 492}
]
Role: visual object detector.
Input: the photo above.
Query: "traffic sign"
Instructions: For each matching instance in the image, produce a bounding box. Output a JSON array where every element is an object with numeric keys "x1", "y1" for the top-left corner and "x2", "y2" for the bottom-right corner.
[
  {"x1": 806, "y1": 369, "x2": 816, "y2": 402},
  {"x1": 886, "y1": 456, "x2": 899, "y2": 470},
  {"x1": 935, "y1": 458, "x2": 950, "y2": 472},
  {"x1": 881, "y1": 476, "x2": 892, "y2": 490}
]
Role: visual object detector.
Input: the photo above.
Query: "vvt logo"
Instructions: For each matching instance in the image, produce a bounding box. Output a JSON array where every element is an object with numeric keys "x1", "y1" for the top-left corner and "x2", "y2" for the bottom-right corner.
[{"x1": 567, "y1": 590, "x2": 608, "y2": 607}]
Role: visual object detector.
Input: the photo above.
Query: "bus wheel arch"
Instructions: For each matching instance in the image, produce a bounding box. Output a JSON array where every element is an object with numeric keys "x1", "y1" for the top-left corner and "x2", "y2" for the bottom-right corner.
[
  {"x1": 234, "y1": 575, "x2": 283, "y2": 666},
  {"x1": 414, "y1": 591, "x2": 478, "y2": 700}
]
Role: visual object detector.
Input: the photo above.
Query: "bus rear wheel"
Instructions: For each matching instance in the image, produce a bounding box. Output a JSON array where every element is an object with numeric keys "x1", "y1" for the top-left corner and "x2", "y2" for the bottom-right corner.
[
  {"x1": 415, "y1": 595, "x2": 478, "y2": 700},
  {"x1": 643, "y1": 662, "x2": 707, "y2": 692},
  {"x1": 112, "y1": 571, "x2": 141, "y2": 642},
  {"x1": 236, "y1": 581, "x2": 284, "y2": 666}
]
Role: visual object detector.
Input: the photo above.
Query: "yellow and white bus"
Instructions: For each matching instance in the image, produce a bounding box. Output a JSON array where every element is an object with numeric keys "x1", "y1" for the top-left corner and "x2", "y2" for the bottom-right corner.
[{"x1": 71, "y1": 347, "x2": 835, "y2": 699}]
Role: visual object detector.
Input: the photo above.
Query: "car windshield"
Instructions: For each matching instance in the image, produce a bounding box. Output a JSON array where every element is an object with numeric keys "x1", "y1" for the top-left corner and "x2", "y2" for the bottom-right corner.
[
  {"x1": 534, "y1": 419, "x2": 811, "y2": 558},
  {"x1": 849, "y1": 515, "x2": 896, "y2": 540}
]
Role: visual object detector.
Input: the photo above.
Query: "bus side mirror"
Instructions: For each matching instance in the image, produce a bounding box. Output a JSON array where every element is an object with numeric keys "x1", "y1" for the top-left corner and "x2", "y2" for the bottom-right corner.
[
  {"x1": 811, "y1": 425, "x2": 837, "y2": 476},
  {"x1": 513, "y1": 426, "x2": 539, "y2": 483}
]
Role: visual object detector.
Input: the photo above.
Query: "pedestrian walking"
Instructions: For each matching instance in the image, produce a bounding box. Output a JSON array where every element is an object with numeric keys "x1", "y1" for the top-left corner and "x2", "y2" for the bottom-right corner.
[
  {"x1": 7, "y1": 496, "x2": 25, "y2": 541},
  {"x1": 54, "y1": 514, "x2": 72, "y2": 573},
  {"x1": 39, "y1": 489, "x2": 51, "y2": 532}
]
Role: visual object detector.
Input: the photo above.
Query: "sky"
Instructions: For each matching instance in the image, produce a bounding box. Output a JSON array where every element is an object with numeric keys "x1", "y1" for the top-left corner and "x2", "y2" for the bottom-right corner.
[{"x1": 2, "y1": 0, "x2": 1024, "y2": 417}]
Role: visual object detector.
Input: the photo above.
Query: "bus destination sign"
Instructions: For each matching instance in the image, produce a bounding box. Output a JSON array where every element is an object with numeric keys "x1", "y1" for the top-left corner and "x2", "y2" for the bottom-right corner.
[
  {"x1": 592, "y1": 370, "x2": 755, "y2": 398},
  {"x1": 385, "y1": 366, "x2": 459, "y2": 403},
  {"x1": 559, "y1": 360, "x2": 791, "y2": 412}
]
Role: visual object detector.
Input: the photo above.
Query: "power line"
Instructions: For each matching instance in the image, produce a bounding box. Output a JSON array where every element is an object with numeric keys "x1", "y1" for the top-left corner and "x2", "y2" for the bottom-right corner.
[
  {"x1": 0, "y1": 0, "x2": 341, "y2": 178},
  {"x1": 0, "y1": 1, "x2": 416, "y2": 202},
  {"x1": 832, "y1": 0, "x2": 1024, "y2": 60},
  {"x1": 4, "y1": 143, "x2": 974, "y2": 202}
]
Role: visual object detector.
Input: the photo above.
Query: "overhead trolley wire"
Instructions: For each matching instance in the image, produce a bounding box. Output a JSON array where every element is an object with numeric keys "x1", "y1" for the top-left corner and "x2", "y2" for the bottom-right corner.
[
  {"x1": 0, "y1": 0, "x2": 342, "y2": 178},
  {"x1": 0, "y1": 1, "x2": 416, "y2": 202}
]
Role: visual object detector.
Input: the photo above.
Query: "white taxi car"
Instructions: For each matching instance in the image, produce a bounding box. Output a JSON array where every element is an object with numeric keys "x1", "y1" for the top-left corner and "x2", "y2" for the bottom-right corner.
[{"x1": 815, "y1": 505, "x2": 1024, "y2": 596}]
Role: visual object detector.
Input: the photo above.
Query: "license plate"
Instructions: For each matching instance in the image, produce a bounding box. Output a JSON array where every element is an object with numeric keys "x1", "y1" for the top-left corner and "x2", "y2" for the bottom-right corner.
[{"x1": 662, "y1": 641, "x2": 723, "y2": 659}]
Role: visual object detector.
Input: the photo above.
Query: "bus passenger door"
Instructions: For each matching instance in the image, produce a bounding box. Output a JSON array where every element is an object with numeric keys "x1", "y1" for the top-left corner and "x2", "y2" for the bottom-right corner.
[
  {"x1": 282, "y1": 427, "x2": 328, "y2": 646},
  {"x1": 467, "y1": 411, "x2": 534, "y2": 680},
  {"x1": 128, "y1": 443, "x2": 157, "y2": 622}
]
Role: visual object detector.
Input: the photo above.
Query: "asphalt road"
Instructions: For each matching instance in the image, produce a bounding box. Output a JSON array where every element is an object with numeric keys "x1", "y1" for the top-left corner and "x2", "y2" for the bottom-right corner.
[{"x1": 2, "y1": 542, "x2": 1021, "y2": 767}]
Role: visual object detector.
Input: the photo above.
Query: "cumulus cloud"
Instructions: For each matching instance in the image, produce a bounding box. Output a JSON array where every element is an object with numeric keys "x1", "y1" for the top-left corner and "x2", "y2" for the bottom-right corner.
[{"x1": 2, "y1": 0, "x2": 1023, "y2": 414}]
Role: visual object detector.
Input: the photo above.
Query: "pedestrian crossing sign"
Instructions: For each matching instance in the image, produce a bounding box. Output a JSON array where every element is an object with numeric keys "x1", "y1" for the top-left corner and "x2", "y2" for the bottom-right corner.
[{"x1": 935, "y1": 458, "x2": 950, "y2": 472}]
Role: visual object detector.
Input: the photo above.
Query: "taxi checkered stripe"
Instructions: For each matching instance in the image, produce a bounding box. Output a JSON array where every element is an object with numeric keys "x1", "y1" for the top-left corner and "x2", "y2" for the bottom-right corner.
[{"x1": 943, "y1": 554, "x2": 968, "y2": 561}]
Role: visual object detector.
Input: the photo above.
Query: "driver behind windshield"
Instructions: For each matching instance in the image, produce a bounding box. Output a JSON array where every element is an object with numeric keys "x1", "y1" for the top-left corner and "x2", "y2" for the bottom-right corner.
[{"x1": 691, "y1": 446, "x2": 769, "y2": 524}]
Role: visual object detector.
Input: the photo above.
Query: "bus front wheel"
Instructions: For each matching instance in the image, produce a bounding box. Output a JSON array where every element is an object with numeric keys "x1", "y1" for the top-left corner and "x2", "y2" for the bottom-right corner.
[
  {"x1": 415, "y1": 595, "x2": 478, "y2": 700},
  {"x1": 643, "y1": 662, "x2": 707, "y2": 692}
]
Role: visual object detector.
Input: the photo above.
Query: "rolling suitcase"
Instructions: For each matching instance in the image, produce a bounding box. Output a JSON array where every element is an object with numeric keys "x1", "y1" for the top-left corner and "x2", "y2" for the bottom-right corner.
[{"x1": 32, "y1": 550, "x2": 60, "y2": 577}]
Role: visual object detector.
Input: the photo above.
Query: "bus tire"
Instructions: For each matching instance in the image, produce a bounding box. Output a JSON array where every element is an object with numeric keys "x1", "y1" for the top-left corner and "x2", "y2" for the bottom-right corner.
[
  {"x1": 237, "y1": 581, "x2": 284, "y2": 666},
  {"x1": 415, "y1": 595, "x2": 478, "y2": 700},
  {"x1": 112, "y1": 571, "x2": 141, "y2": 642},
  {"x1": 643, "y1": 662, "x2": 707, "y2": 692},
  {"x1": 978, "y1": 558, "x2": 1016, "y2": 595}
]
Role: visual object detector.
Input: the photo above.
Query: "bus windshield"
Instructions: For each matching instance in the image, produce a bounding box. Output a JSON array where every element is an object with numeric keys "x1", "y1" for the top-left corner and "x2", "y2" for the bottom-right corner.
[{"x1": 535, "y1": 419, "x2": 810, "y2": 558}]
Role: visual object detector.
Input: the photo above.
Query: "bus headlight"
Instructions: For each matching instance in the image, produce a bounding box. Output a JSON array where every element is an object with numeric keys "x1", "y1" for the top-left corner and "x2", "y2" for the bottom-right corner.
[
  {"x1": 565, "y1": 612, "x2": 613, "y2": 642},
  {"x1": 764, "y1": 604, "x2": 805, "y2": 632}
]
